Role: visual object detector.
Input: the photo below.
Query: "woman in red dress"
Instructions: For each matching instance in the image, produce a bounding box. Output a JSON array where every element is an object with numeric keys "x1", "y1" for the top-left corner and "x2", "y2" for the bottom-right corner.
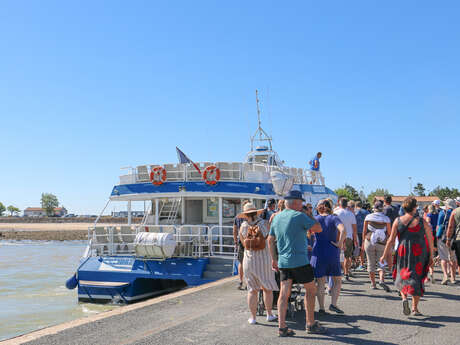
[{"x1": 380, "y1": 197, "x2": 434, "y2": 316}]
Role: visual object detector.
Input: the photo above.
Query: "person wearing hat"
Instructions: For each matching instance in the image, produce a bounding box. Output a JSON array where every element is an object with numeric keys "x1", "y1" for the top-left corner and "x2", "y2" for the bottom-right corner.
[
  {"x1": 238, "y1": 202, "x2": 278, "y2": 325},
  {"x1": 432, "y1": 199, "x2": 441, "y2": 213},
  {"x1": 446, "y1": 199, "x2": 460, "y2": 275},
  {"x1": 268, "y1": 190, "x2": 326, "y2": 336},
  {"x1": 436, "y1": 199, "x2": 458, "y2": 285}
]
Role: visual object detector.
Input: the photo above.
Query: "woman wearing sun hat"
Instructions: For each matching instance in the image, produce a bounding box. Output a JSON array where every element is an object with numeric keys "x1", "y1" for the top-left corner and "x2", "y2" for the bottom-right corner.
[{"x1": 239, "y1": 202, "x2": 278, "y2": 325}]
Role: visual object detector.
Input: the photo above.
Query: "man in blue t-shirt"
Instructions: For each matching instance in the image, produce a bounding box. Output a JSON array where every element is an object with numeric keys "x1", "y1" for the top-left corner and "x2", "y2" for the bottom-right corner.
[
  {"x1": 268, "y1": 190, "x2": 325, "y2": 336},
  {"x1": 308, "y1": 152, "x2": 324, "y2": 185}
]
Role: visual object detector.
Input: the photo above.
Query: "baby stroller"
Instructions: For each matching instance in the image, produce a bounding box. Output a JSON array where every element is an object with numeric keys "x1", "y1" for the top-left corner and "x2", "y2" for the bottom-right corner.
[{"x1": 256, "y1": 271, "x2": 305, "y2": 320}]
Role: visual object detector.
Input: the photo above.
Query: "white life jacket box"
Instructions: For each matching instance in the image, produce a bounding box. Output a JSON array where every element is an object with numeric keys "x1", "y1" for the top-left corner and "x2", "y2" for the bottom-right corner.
[{"x1": 134, "y1": 232, "x2": 176, "y2": 258}]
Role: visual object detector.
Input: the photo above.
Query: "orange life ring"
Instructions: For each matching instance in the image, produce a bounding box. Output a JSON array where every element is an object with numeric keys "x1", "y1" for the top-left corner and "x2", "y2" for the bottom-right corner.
[
  {"x1": 203, "y1": 165, "x2": 220, "y2": 185},
  {"x1": 150, "y1": 166, "x2": 167, "y2": 186}
]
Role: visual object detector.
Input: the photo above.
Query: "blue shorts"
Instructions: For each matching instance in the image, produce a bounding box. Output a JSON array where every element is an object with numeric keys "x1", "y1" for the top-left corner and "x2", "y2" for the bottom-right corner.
[{"x1": 311, "y1": 256, "x2": 342, "y2": 278}]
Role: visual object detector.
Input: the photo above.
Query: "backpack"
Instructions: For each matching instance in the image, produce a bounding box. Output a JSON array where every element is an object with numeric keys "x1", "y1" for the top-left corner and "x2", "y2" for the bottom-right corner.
[
  {"x1": 440, "y1": 210, "x2": 451, "y2": 242},
  {"x1": 243, "y1": 221, "x2": 266, "y2": 251}
]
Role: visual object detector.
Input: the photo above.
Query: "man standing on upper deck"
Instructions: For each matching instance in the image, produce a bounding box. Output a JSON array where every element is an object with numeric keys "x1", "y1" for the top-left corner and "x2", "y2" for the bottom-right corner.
[{"x1": 309, "y1": 152, "x2": 324, "y2": 185}]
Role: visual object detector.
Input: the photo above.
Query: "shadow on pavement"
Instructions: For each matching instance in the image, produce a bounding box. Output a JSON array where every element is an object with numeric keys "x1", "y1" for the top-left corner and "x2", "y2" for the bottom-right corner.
[
  {"x1": 424, "y1": 290, "x2": 460, "y2": 301},
  {"x1": 340, "y1": 290, "x2": 401, "y2": 301},
  {"x1": 295, "y1": 335, "x2": 398, "y2": 345}
]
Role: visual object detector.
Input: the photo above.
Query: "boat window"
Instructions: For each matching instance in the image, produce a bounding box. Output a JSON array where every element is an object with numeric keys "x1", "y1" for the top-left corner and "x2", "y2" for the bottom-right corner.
[
  {"x1": 223, "y1": 200, "x2": 236, "y2": 218},
  {"x1": 206, "y1": 199, "x2": 218, "y2": 218},
  {"x1": 254, "y1": 155, "x2": 268, "y2": 164}
]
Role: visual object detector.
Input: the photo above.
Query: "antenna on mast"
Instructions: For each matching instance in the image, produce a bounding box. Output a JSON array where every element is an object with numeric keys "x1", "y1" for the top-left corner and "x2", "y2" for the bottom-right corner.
[
  {"x1": 250, "y1": 89, "x2": 272, "y2": 151},
  {"x1": 256, "y1": 89, "x2": 262, "y2": 139}
]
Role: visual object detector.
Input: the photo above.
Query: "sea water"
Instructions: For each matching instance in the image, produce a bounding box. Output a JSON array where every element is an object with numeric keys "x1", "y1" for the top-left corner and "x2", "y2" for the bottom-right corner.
[{"x1": 0, "y1": 240, "x2": 117, "y2": 341}]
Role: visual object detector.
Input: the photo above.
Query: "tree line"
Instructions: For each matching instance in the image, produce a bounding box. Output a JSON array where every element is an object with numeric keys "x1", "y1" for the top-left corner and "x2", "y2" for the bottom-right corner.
[
  {"x1": 0, "y1": 193, "x2": 60, "y2": 217},
  {"x1": 0, "y1": 203, "x2": 20, "y2": 216},
  {"x1": 334, "y1": 183, "x2": 460, "y2": 205}
]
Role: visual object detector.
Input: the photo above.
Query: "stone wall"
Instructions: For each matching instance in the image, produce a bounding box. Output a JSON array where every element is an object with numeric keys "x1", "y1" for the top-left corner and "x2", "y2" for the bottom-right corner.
[{"x1": 0, "y1": 217, "x2": 143, "y2": 224}]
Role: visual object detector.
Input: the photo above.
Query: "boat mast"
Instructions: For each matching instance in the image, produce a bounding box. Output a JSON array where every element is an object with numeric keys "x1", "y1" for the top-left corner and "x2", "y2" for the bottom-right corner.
[{"x1": 251, "y1": 90, "x2": 273, "y2": 151}]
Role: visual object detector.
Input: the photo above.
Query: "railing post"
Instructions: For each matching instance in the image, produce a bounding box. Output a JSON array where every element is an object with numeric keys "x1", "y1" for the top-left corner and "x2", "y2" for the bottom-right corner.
[
  {"x1": 127, "y1": 201, "x2": 132, "y2": 225},
  {"x1": 208, "y1": 226, "x2": 213, "y2": 256},
  {"x1": 155, "y1": 199, "x2": 159, "y2": 225},
  {"x1": 108, "y1": 227, "x2": 113, "y2": 256}
]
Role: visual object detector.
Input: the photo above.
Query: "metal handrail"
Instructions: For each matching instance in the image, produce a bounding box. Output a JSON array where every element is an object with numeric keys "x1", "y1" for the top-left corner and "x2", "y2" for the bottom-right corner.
[
  {"x1": 87, "y1": 224, "x2": 236, "y2": 260},
  {"x1": 120, "y1": 161, "x2": 320, "y2": 185}
]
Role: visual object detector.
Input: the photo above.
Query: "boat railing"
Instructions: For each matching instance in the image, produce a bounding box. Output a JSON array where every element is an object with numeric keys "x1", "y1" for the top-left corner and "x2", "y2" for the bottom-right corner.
[
  {"x1": 208, "y1": 225, "x2": 235, "y2": 258},
  {"x1": 87, "y1": 224, "x2": 236, "y2": 260},
  {"x1": 120, "y1": 162, "x2": 325, "y2": 185}
]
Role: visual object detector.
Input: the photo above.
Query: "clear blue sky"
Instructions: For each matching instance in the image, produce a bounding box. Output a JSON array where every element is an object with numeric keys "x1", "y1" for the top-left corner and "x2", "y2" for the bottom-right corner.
[{"x1": 1, "y1": 1, "x2": 459, "y2": 214}]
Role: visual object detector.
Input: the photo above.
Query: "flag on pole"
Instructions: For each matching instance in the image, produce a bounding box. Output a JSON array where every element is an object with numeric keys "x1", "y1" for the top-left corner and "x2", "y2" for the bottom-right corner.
[{"x1": 176, "y1": 147, "x2": 201, "y2": 174}]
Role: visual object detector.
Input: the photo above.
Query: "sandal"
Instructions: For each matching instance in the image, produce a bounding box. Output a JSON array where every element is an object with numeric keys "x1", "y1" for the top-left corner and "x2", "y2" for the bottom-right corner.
[
  {"x1": 402, "y1": 300, "x2": 411, "y2": 316},
  {"x1": 279, "y1": 327, "x2": 295, "y2": 337},
  {"x1": 307, "y1": 321, "x2": 327, "y2": 334},
  {"x1": 412, "y1": 310, "x2": 423, "y2": 316}
]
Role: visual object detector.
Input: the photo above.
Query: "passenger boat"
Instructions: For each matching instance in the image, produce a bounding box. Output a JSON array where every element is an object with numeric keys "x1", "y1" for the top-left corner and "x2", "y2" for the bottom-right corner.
[{"x1": 66, "y1": 92, "x2": 337, "y2": 303}]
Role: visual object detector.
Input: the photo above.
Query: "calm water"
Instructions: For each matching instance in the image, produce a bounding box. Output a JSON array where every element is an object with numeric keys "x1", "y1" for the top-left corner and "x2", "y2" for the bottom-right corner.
[{"x1": 0, "y1": 240, "x2": 117, "y2": 341}]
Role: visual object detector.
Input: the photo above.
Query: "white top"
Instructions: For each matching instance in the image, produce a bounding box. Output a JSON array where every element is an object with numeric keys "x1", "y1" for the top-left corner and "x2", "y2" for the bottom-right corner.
[
  {"x1": 363, "y1": 212, "x2": 390, "y2": 245},
  {"x1": 334, "y1": 208, "x2": 357, "y2": 239},
  {"x1": 364, "y1": 212, "x2": 391, "y2": 224}
]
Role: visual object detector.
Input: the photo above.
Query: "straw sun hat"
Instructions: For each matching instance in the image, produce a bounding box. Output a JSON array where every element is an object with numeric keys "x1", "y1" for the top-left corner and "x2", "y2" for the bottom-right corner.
[{"x1": 239, "y1": 203, "x2": 264, "y2": 218}]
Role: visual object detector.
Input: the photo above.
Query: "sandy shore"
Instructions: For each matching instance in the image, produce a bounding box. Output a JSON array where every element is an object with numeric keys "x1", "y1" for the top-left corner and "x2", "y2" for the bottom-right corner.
[
  {"x1": 0, "y1": 223, "x2": 97, "y2": 231},
  {"x1": 0, "y1": 223, "x2": 119, "y2": 241}
]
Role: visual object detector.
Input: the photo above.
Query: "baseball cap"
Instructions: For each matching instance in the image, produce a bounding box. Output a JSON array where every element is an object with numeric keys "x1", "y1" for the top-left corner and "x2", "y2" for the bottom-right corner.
[
  {"x1": 432, "y1": 200, "x2": 440, "y2": 206},
  {"x1": 284, "y1": 190, "x2": 305, "y2": 201}
]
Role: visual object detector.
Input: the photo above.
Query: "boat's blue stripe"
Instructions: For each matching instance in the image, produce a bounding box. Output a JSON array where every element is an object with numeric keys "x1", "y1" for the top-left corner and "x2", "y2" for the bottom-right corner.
[{"x1": 111, "y1": 181, "x2": 336, "y2": 197}]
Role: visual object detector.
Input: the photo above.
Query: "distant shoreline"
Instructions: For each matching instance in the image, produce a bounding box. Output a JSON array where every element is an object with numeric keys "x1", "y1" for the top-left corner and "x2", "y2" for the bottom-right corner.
[{"x1": 0, "y1": 223, "x2": 115, "y2": 241}]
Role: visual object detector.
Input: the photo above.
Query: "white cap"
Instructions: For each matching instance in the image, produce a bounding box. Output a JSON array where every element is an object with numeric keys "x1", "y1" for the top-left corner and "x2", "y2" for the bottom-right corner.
[
  {"x1": 456, "y1": 197, "x2": 460, "y2": 204},
  {"x1": 433, "y1": 200, "x2": 441, "y2": 205}
]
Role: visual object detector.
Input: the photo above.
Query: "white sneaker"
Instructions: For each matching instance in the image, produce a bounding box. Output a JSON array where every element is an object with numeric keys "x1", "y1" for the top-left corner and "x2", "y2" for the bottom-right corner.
[
  {"x1": 266, "y1": 314, "x2": 277, "y2": 322},
  {"x1": 248, "y1": 318, "x2": 256, "y2": 325}
]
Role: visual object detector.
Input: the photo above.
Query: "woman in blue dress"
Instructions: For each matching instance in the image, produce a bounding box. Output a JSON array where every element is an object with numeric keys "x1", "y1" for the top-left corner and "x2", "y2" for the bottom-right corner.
[{"x1": 311, "y1": 199, "x2": 346, "y2": 315}]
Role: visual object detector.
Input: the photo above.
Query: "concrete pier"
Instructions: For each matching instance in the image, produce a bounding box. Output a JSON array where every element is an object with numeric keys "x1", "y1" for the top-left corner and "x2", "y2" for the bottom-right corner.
[{"x1": 4, "y1": 272, "x2": 460, "y2": 345}]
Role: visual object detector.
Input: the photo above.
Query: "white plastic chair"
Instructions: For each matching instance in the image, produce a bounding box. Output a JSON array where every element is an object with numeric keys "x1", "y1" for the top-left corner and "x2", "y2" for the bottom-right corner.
[{"x1": 136, "y1": 165, "x2": 150, "y2": 182}]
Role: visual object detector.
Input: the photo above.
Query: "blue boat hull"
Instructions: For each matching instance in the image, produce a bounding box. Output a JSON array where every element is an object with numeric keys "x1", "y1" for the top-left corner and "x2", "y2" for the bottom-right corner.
[{"x1": 77, "y1": 256, "x2": 212, "y2": 303}]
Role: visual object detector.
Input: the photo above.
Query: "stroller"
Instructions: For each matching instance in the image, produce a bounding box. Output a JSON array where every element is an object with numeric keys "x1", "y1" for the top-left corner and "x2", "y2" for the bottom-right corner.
[{"x1": 256, "y1": 271, "x2": 305, "y2": 320}]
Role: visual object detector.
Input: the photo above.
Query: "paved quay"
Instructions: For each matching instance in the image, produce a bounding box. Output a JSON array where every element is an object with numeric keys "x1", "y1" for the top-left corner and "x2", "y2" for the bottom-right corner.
[{"x1": 6, "y1": 271, "x2": 460, "y2": 345}]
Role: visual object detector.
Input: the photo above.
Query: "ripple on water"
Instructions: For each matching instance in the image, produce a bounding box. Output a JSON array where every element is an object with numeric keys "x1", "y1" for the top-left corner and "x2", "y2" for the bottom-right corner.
[{"x1": 0, "y1": 240, "x2": 112, "y2": 342}]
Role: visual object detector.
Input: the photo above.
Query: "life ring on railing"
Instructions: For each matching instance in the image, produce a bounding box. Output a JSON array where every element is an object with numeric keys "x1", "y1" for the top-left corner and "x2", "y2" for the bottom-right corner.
[
  {"x1": 203, "y1": 165, "x2": 220, "y2": 185},
  {"x1": 150, "y1": 166, "x2": 167, "y2": 186}
]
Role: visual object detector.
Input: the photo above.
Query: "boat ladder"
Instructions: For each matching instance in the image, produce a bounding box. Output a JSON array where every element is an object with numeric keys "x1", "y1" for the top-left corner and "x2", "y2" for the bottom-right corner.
[{"x1": 159, "y1": 198, "x2": 181, "y2": 224}]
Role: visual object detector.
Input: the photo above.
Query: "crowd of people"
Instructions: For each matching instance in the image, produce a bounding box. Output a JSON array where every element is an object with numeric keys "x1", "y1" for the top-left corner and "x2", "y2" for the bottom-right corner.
[{"x1": 233, "y1": 192, "x2": 460, "y2": 337}]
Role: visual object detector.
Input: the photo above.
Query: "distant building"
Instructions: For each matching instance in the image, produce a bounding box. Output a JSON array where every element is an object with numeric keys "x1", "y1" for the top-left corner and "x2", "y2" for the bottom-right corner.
[
  {"x1": 24, "y1": 207, "x2": 68, "y2": 217},
  {"x1": 111, "y1": 211, "x2": 144, "y2": 218},
  {"x1": 375, "y1": 196, "x2": 439, "y2": 209}
]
